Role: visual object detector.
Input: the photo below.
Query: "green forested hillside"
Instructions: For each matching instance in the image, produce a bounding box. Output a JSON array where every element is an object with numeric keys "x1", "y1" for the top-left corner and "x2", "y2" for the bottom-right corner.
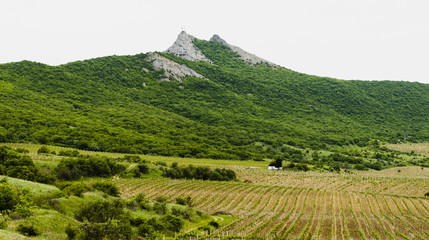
[{"x1": 0, "y1": 37, "x2": 428, "y2": 160}]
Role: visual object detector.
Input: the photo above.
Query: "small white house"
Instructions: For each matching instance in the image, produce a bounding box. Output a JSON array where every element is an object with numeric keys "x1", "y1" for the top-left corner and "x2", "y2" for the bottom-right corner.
[{"x1": 268, "y1": 166, "x2": 282, "y2": 170}]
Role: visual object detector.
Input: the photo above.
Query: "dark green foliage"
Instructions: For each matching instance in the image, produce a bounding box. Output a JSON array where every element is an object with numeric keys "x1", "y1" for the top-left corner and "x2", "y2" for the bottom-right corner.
[
  {"x1": 155, "y1": 196, "x2": 168, "y2": 203},
  {"x1": 58, "y1": 182, "x2": 90, "y2": 197},
  {"x1": 136, "y1": 164, "x2": 149, "y2": 174},
  {"x1": 15, "y1": 148, "x2": 29, "y2": 153},
  {"x1": 65, "y1": 224, "x2": 78, "y2": 240},
  {"x1": 162, "y1": 165, "x2": 237, "y2": 181},
  {"x1": 78, "y1": 219, "x2": 132, "y2": 240},
  {"x1": 75, "y1": 199, "x2": 125, "y2": 223},
  {"x1": 137, "y1": 214, "x2": 184, "y2": 238},
  {"x1": 58, "y1": 150, "x2": 80, "y2": 157},
  {"x1": 425, "y1": 192, "x2": 429, "y2": 197},
  {"x1": 74, "y1": 199, "x2": 132, "y2": 240},
  {"x1": 0, "y1": 215, "x2": 8, "y2": 229},
  {"x1": 16, "y1": 222, "x2": 41, "y2": 236},
  {"x1": 37, "y1": 146, "x2": 50, "y2": 154},
  {"x1": 54, "y1": 155, "x2": 125, "y2": 180},
  {"x1": 153, "y1": 202, "x2": 168, "y2": 215},
  {"x1": 0, "y1": 39, "x2": 428, "y2": 161},
  {"x1": 209, "y1": 220, "x2": 219, "y2": 228},
  {"x1": 269, "y1": 155, "x2": 284, "y2": 168},
  {"x1": 0, "y1": 182, "x2": 33, "y2": 217},
  {"x1": 0, "y1": 182, "x2": 17, "y2": 212},
  {"x1": 92, "y1": 181, "x2": 120, "y2": 197},
  {"x1": 175, "y1": 196, "x2": 192, "y2": 206},
  {"x1": 0, "y1": 146, "x2": 55, "y2": 183},
  {"x1": 284, "y1": 162, "x2": 309, "y2": 171}
]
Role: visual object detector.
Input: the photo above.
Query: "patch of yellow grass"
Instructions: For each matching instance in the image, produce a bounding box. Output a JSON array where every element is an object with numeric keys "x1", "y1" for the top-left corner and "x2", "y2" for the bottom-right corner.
[{"x1": 384, "y1": 143, "x2": 429, "y2": 156}]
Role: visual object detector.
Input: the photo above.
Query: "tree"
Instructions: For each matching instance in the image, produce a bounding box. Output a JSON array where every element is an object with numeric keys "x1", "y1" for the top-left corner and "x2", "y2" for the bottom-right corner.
[{"x1": 0, "y1": 183, "x2": 17, "y2": 212}]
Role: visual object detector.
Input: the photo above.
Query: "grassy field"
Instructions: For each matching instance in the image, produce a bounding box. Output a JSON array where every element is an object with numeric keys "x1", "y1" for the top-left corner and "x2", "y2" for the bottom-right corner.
[
  {"x1": 2, "y1": 142, "x2": 429, "y2": 239},
  {"x1": 385, "y1": 143, "x2": 429, "y2": 157},
  {"x1": 0, "y1": 143, "x2": 268, "y2": 169}
]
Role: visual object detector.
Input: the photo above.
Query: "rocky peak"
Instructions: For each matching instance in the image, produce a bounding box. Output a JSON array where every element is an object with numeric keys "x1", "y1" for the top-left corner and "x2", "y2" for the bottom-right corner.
[
  {"x1": 210, "y1": 34, "x2": 228, "y2": 45},
  {"x1": 165, "y1": 31, "x2": 212, "y2": 63},
  {"x1": 210, "y1": 34, "x2": 278, "y2": 68}
]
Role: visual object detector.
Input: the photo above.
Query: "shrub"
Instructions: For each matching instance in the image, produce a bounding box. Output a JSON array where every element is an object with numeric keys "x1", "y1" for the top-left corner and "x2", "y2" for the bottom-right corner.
[
  {"x1": 92, "y1": 182, "x2": 120, "y2": 197},
  {"x1": 0, "y1": 215, "x2": 9, "y2": 229},
  {"x1": 75, "y1": 199, "x2": 125, "y2": 223},
  {"x1": 155, "y1": 196, "x2": 168, "y2": 203},
  {"x1": 79, "y1": 219, "x2": 132, "y2": 240},
  {"x1": 15, "y1": 148, "x2": 29, "y2": 154},
  {"x1": 0, "y1": 183, "x2": 17, "y2": 211},
  {"x1": 58, "y1": 150, "x2": 80, "y2": 157},
  {"x1": 153, "y1": 202, "x2": 168, "y2": 215},
  {"x1": 61, "y1": 182, "x2": 90, "y2": 197},
  {"x1": 136, "y1": 164, "x2": 149, "y2": 174},
  {"x1": 138, "y1": 214, "x2": 184, "y2": 238},
  {"x1": 209, "y1": 220, "x2": 219, "y2": 228},
  {"x1": 162, "y1": 165, "x2": 236, "y2": 181},
  {"x1": 75, "y1": 199, "x2": 132, "y2": 240},
  {"x1": 175, "y1": 196, "x2": 192, "y2": 206},
  {"x1": 425, "y1": 191, "x2": 429, "y2": 197},
  {"x1": 65, "y1": 224, "x2": 78, "y2": 240},
  {"x1": 13, "y1": 188, "x2": 33, "y2": 218},
  {"x1": 16, "y1": 222, "x2": 41, "y2": 237},
  {"x1": 37, "y1": 146, "x2": 50, "y2": 154},
  {"x1": 54, "y1": 156, "x2": 126, "y2": 180}
]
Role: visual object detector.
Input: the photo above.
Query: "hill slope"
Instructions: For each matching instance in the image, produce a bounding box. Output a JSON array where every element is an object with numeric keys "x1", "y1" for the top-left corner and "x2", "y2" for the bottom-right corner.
[{"x1": 0, "y1": 32, "x2": 428, "y2": 159}]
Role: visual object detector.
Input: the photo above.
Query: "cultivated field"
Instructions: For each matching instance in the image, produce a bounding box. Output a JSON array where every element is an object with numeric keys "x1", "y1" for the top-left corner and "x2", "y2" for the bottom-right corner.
[
  {"x1": 117, "y1": 175, "x2": 429, "y2": 239},
  {"x1": 3, "y1": 142, "x2": 429, "y2": 239}
]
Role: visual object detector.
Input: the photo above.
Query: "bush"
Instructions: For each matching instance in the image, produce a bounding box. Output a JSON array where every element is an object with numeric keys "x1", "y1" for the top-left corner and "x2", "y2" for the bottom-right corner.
[
  {"x1": 175, "y1": 196, "x2": 192, "y2": 206},
  {"x1": 54, "y1": 156, "x2": 126, "y2": 180},
  {"x1": 0, "y1": 146, "x2": 54, "y2": 183},
  {"x1": 65, "y1": 224, "x2": 78, "y2": 240},
  {"x1": 15, "y1": 148, "x2": 29, "y2": 153},
  {"x1": 136, "y1": 164, "x2": 149, "y2": 174},
  {"x1": 37, "y1": 146, "x2": 50, "y2": 154},
  {"x1": 58, "y1": 150, "x2": 80, "y2": 157},
  {"x1": 425, "y1": 191, "x2": 429, "y2": 197},
  {"x1": 209, "y1": 220, "x2": 219, "y2": 228},
  {"x1": 155, "y1": 196, "x2": 168, "y2": 203},
  {"x1": 13, "y1": 188, "x2": 33, "y2": 218},
  {"x1": 75, "y1": 199, "x2": 125, "y2": 223},
  {"x1": 138, "y1": 214, "x2": 184, "y2": 238},
  {"x1": 60, "y1": 182, "x2": 90, "y2": 197},
  {"x1": 0, "y1": 215, "x2": 9, "y2": 229},
  {"x1": 16, "y1": 222, "x2": 41, "y2": 237},
  {"x1": 0, "y1": 183, "x2": 18, "y2": 211},
  {"x1": 75, "y1": 199, "x2": 132, "y2": 240},
  {"x1": 79, "y1": 219, "x2": 132, "y2": 240},
  {"x1": 153, "y1": 202, "x2": 168, "y2": 215},
  {"x1": 162, "y1": 165, "x2": 236, "y2": 181},
  {"x1": 92, "y1": 182, "x2": 120, "y2": 197}
]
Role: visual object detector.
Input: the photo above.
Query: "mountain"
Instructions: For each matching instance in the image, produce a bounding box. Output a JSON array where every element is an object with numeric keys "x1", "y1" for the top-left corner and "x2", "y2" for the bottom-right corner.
[{"x1": 0, "y1": 32, "x2": 428, "y2": 159}]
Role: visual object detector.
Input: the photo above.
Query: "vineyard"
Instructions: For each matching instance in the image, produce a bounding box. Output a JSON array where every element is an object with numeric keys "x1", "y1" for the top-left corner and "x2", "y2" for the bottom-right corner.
[
  {"x1": 3, "y1": 142, "x2": 429, "y2": 239},
  {"x1": 117, "y1": 176, "x2": 429, "y2": 239}
]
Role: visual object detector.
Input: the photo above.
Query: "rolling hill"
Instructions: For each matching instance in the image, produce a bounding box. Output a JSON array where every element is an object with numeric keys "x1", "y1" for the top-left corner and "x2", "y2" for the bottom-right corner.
[{"x1": 0, "y1": 31, "x2": 428, "y2": 160}]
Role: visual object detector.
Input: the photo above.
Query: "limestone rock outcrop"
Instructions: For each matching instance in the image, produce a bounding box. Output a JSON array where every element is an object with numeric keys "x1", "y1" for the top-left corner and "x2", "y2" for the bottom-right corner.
[
  {"x1": 165, "y1": 31, "x2": 212, "y2": 63},
  {"x1": 210, "y1": 34, "x2": 278, "y2": 68},
  {"x1": 146, "y1": 53, "x2": 204, "y2": 82}
]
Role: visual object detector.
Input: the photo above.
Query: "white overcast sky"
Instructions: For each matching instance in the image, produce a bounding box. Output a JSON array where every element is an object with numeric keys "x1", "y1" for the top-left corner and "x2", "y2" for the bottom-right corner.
[{"x1": 1, "y1": 0, "x2": 428, "y2": 84}]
